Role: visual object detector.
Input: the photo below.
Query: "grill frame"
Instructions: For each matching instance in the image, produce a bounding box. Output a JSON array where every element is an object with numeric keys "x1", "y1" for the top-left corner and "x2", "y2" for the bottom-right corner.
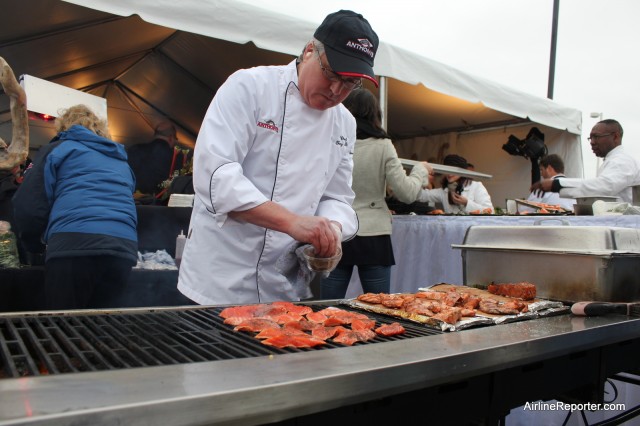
[
  {"x1": 1, "y1": 304, "x2": 442, "y2": 379},
  {"x1": 1, "y1": 311, "x2": 640, "y2": 426}
]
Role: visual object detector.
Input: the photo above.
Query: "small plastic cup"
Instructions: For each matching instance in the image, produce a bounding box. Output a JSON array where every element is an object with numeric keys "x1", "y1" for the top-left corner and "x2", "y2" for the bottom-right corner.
[{"x1": 302, "y1": 246, "x2": 342, "y2": 273}]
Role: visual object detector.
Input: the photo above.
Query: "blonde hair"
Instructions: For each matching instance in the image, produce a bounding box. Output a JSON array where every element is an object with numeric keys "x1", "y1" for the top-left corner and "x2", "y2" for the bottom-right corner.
[{"x1": 55, "y1": 104, "x2": 110, "y2": 138}]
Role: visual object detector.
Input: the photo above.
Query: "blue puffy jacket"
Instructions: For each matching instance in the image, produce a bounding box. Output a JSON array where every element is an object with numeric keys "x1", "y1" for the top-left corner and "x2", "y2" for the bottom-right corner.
[{"x1": 13, "y1": 125, "x2": 138, "y2": 263}]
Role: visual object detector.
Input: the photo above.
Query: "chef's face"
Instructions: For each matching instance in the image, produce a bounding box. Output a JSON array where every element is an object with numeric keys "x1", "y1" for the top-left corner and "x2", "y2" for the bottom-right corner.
[
  {"x1": 589, "y1": 123, "x2": 620, "y2": 158},
  {"x1": 297, "y1": 43, "x2": 356, "y2": 110}
]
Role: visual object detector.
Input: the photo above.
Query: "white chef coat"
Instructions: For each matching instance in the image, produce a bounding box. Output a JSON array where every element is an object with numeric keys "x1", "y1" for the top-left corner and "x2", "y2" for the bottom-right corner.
[
  {"x1": 524, "y1": 174, "x2": 575, "y2": 212},
  {"x1": 558, "y1": 145, "x2": 640, "y2": 203},
  {"x1": 177, "y1": 60, "x2": 358, "y2": 305},
  {"x1": 416, "y1": 181, "x2": 494, "y2": 214}
]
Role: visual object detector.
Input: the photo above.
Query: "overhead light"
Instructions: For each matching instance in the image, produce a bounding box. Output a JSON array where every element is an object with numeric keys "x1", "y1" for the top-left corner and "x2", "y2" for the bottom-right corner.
[{"x1": 28, "y1": 111, "x2": 55, "y2": 122}]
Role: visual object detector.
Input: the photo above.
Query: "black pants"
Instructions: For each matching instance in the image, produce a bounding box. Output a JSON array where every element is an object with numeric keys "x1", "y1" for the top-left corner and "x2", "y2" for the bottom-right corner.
[{"x1": 45, "y1": 256, "x2": 133, "y2": 310}]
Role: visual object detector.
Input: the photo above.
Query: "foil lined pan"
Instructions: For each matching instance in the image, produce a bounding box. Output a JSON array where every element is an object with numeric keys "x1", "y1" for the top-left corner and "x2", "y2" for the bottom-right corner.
[
  {"x1": 340, "y1": 298, "x2": 493, "y2": 332},
  {"x1": 340, "y1": 285, "x2": 569, "y2": 332}
]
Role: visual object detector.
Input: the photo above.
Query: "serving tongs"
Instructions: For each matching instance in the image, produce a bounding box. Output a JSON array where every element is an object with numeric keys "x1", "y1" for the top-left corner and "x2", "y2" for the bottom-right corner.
[{"x1": 514, "y1": 199, "x2": 571, "y2": 214}]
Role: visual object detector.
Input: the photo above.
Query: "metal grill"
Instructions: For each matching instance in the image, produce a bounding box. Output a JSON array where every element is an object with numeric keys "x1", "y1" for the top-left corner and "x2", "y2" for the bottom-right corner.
[{"x1": 0, "y1": 305, "x2": 442, "y2": 379}]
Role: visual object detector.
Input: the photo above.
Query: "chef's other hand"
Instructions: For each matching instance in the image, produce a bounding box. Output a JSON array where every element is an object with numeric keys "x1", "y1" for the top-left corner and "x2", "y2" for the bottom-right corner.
[
  {"x1": 530, "y1": 179, "x2": 553, "y2": 197},
  {"x1": 450, "y1": 192, "x2": 468, "y2": 206},
  {"x1": 289, "y1": 216, "x2": 341, "y2": 258}
]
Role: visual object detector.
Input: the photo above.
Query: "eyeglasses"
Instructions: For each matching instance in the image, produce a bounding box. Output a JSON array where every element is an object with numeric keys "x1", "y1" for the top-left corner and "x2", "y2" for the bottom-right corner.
[
  {"x1": 314, "y1": 48, "x2": 362, "y2": 90},
  {"x1": 587, "y1": 133, "x2": 614, "y2": 141}
]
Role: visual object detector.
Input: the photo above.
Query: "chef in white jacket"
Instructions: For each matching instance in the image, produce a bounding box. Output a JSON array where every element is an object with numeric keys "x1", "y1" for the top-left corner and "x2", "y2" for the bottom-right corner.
[
  {"x1": 178, "y1": 10, "x2": 379, "y2": 305},
  {"x1": 531, "y1": 119, "x2": 640, "y2": 203}
]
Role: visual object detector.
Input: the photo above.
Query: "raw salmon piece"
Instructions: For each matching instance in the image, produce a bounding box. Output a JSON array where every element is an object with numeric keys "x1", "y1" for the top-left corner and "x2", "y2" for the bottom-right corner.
[
  {"x1": 324, "y1": 316, "x2": 350, "y2": 326},
  {"x1": 350, "y1": 318, "x2": 376, "y2": 330},
  {"x1": 305, "y1": 312, "x2": 328, "y2": 323},
  {"x1": 271, "y1": 301, "x2": 313, "y2": 316},
  {"x1": 255, "y1": 327, "x2": 307, "y2": 340},
  {"x1": 223, "y1": 317, "x2": 252, "y2": 326},
  {"x1": 333, "y1": 328, "x2": 376, "y2": 346},
  {"x1": 284, "y1": 320, "x2": 321, "y2": 331},
  {"x1": 261, "y1": 334, "x2": 326, "y2": 348},
  {"x1": 319, "y1": 307, "x2": 371, "y2": 324},
  {"x1": 219, "y1": 304, "x2": 261, "y2": 319},
  {"x1": 233, "y1": 318, "x2": 280, "y2": 333},
  {"x1": 272, "y1": 313, "x2": 305, "y2": 324},
  {"x1": 312, "y1": 326, "x2": 346, "y2": 340},
  {"x1": 375, "y1": 323, "x2": 406, "y2": 337}
]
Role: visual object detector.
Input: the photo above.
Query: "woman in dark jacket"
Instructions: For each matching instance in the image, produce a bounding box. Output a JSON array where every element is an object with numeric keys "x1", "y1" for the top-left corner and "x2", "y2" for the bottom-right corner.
[{"x1": 13, "y1": 104, "x2": 138, "y2": 309}]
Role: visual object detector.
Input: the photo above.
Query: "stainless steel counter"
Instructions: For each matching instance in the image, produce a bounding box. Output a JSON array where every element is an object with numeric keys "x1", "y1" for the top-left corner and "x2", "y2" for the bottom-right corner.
[{"x1": 1, "y1": 311, "x2": 640, "y2": 425}]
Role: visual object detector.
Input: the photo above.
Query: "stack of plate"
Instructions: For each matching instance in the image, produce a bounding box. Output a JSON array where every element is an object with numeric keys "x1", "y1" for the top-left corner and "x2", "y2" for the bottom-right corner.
[{"x1": 168, "y1": 194, "x2": 194, "y2": 207}]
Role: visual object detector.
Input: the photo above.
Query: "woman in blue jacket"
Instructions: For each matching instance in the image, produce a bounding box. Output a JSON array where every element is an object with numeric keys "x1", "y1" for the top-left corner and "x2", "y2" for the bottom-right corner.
[{"x1": 13, "y1": 104, "x2": 138, "y2": 309}]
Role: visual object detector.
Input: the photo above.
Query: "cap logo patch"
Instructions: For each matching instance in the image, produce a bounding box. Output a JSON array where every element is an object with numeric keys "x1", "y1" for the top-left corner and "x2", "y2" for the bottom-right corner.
[{"x1": 346, "y1": 39, "x2": 375, "y2": 58}]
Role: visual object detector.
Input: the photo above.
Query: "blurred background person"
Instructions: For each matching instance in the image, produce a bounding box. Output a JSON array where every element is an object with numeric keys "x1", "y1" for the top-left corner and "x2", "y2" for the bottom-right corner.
[
  {"x1": 12, "y1": 105, "x2": 138, "y2": 309},
  {"x1": 524, "y1": 154, "x2": 575, "y2": 211},
  {"x1": 127, "y1": 121, "x2": 191, "y2": 203},
  {"x1": 321, "y1": 88, "x2": 431, "y2": 299},
  {"x1": 531, "y1": 119, "x2": 640, "y2": 203},
  {"x1": 416, "y1": 154, "x2": 493, "y2": 214}
]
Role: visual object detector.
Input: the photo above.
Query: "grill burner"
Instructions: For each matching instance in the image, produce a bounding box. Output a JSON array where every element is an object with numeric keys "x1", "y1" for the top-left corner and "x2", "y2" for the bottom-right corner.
[{"x1": 0, "y1": 305, "x2": 441, "y2": 379}]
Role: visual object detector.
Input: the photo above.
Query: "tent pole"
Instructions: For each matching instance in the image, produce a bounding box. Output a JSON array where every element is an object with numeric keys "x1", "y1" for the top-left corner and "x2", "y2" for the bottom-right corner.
[
  {"x1": 547, "y1": 0, "x2": 560, "y2": 99},
  {"x1": 379, "y1": 76, "x2": 388, "y2": 131}
]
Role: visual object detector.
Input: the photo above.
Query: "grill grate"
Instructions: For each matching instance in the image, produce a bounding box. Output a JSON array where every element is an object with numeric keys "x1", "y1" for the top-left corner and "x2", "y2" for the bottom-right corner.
[{"x1": 0, "y1": 305, "x2": 442, "y2": 379}]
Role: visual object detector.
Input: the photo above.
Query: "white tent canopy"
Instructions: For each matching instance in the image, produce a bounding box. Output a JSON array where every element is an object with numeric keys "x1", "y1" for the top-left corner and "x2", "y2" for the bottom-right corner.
[{"x1": 0, "y1": 0, "x2": 584, "y2": 205}]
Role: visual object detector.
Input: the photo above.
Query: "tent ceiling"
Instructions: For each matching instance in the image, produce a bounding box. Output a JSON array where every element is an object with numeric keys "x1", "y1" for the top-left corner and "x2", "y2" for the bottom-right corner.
[{"x1": 0, "y1": 0, "x2": 578, "y2": 152}]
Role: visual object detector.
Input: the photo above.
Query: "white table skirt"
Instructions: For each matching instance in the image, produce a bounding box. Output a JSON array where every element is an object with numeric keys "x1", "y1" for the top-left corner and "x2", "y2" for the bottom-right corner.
[{"x1": 345, "y1": 215, "x2": 640, "y2": 298}]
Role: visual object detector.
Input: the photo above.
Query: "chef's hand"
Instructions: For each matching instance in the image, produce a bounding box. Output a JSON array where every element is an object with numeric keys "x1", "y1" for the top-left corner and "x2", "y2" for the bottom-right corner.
[
  {"x1": 450, "y1": 192, "x2": 468, "y2": 206},
  {"x1": 289, "y1": 216, "x2": 341, "y2": 258},
  {"x1": 530, "y1": 179, "x2": 553, "y2": 196}
]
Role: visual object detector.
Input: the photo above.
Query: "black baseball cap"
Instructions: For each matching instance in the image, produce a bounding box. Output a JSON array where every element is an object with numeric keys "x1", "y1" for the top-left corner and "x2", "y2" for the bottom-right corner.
[{"x1": 314, "y1": 10, "x2": 379, "y2": 87}]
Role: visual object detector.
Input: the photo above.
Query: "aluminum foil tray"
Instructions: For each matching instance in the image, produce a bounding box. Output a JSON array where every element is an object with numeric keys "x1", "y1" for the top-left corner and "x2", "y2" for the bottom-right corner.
[{"x1": 340, "y1": 284, "x2": 568, "y2": 332}]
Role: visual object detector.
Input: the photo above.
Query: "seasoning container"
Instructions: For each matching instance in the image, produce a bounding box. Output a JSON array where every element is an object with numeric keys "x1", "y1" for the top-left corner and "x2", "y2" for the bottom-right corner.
[
  {"x1": 0, "y1": 221, "x2": 20, "y2": 269},
  {"x1": 175, "y1": 229, "x2": 186, "y2": 268}
]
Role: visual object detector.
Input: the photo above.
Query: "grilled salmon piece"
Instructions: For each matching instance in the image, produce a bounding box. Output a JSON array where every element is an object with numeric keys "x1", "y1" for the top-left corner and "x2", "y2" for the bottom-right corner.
[
  {"x1": 487, "y1": 282, "x2": 536, "y2": 300},
  {"x1": 357, "y1": 293, "x2": 384, "y2": 304}
]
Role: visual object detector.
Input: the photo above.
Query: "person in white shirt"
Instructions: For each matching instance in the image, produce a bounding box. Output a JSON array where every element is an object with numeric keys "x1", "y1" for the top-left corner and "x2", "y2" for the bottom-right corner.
[
  {"x1": 177, "y1": 10, "x2": 380, "y2": 305},
  {"x1": 525, "y1": 154, "x2": 575, "y2": 211},
  {"x1": 416, "y1": 154, "x2": 494, "y2": 214},
  {"x1": 531, "y1": 119, "x2": 640, "y2": 203}
]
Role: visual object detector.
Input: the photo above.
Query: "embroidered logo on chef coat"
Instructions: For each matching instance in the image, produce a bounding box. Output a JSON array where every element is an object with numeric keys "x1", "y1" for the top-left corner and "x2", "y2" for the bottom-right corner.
[
  {"x1": 334, "y1": 135, "x2": 348, "y2": 147},
  {"x1": 257, "y1": 120, "x2": 279, "y2": 133}
]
